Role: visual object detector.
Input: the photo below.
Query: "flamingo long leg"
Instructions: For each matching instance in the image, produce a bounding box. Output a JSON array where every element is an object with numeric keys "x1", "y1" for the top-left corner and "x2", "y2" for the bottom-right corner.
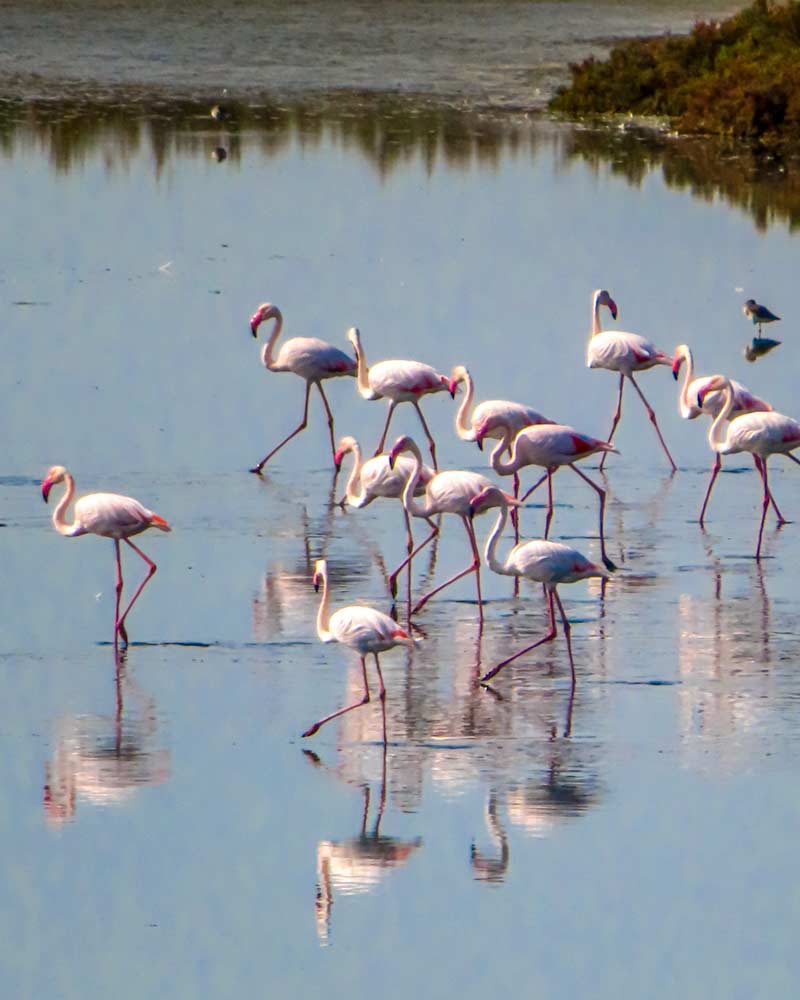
[
  {"x1": 315, "y1": 380, "x2": 339, "y2": 465},
  {"x1": 373, "y1": 653, "x2": 388, "y2": 745},
  {"x1": 599, "y1": 373, "x2": 625, "y2": 471},
  {"x1": 627, "y1": 373, "x2": 677, "y2": 473},
  {"x1": 302, "y1": 656, "x2": 371, "y2": 737},
  {"x1": 543, "y1": 470, "x2": 555, "y2": 539},
  {"x1": 753, "y1": 455, "x2": 785, "y2": 524},
  {"x1": 785, "y1": 453, "x2": 800, "y2": 467},
  {"x1": 519, "y1": 471, "x2": 549, "y2": 504},
  {"x1": 481, "y1": 589, "x2": 558, "y2": 682},
  {"x1": 755, "y1": 457, "x2": 771, "y2": 559},
  {"x1": 570, "y1": 464, "x2": 617, "y2": 571},
  {"x1": 698, "y1": 453, "x2": 722, "y2": 526},
  {"x1": 250, "y1": 380, "x2": 311, "y2": 474},
  {"x1": 113, "y1": 540, "x2": 124, "y2": 644},
  {"x1": 411, "y1": 515, "x2": 482, "y2": 622},
  {"x1": 388, "y1": 516, "x2": 439, "y2": 599},
  {"x1": 115, "y1": 538, "x2": 158, "y2": 643},
  {"x1": 373, "y1": 401, "x2": 398, "y2": 458},
  {"x1": 411, "y1": 400, "x2": 439, "y2": 471},
  {"x1": 552, "y1": 589, "x2": 576, "y2": 687}
]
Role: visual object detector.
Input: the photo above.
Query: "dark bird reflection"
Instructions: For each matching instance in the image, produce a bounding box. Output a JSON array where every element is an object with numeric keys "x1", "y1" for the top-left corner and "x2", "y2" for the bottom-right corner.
[
  {"x1": 304, "y1": 748, "x2": 422, "y2": 946},
  {"x1": 43, "y1": 649, "x2": 170, "y2": 825}
]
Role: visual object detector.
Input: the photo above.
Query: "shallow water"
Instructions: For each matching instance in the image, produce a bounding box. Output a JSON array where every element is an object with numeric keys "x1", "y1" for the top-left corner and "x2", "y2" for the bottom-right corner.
[{"x1": 3, "y1": 5, "x2": 800, "y2": 998}]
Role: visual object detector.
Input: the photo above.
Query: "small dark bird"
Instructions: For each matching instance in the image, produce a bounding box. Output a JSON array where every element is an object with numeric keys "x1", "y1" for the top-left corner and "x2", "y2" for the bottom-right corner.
[
  {"x1": 743, "y1": 298, "x2": 780, "y2": 334},
  {"x1": 744, "y1": 336, "x2": 782, "y2": 362},
  {"x1": 212, "y1": 146, "x2": 228, "y2": 162}
]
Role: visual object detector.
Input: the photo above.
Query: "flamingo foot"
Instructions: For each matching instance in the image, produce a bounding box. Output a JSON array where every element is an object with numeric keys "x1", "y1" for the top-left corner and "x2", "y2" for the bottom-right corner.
[
  {"x1": 301, "y1": 722, "x2": 321, "y2": 738},
  {"x1": 249, "y1": 465, "x2": 265, "y2": 476}
]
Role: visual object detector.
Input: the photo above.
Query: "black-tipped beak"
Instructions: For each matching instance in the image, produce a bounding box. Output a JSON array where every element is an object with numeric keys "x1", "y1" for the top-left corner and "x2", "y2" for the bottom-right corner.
[
  {"x1": 41, "y1": 480, "x2": 52, "y2": 503},
  {"x1": 388, "y1": 453, "x2": 396, "y2": 470},
  {"x1": 476, "y1": 438, "x2": 484, "y2": 452},
  {"x1": 313, "y1": 580, "x2": 320, "y2": 593}
]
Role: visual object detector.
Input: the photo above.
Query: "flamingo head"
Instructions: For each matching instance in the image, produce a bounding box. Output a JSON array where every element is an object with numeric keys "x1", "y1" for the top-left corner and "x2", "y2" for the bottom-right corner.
[
  {"x1": 474, "y1": 421, "x2": 491, "y2": 451},
  {"x1": 312, "y1": 558, "x2": 327, "y2": 593},
  {"x1": 346, "y1": 327, "x2": 362, "y2": 352},
  {"x1": 697, "y1": 374, "x2": 728, "y2": 408},
  {"x1": 448, "y1": 365, "x2": 467, "y2": 398},
  {"x1": 333, "y1": 436, "x2": 356, "y2": 471},
  {"x1": 387, "y1": 435, "x2": 414, "y2": 470},
  {"x1": 594, "y1": 289, "x2": 618, "y2": 320},
  {"x1": 468, "y1": 485, "x2": 520, "y2": 520},
  {"x1": 250, "y1": 302, "x2": 279, "y2": 337},
  {"x1": 41, "y1": 465, "x2": 67, "y2": 502},
  {"x1": 671, "y1": 344, "x2": 691, "y2": 380}
]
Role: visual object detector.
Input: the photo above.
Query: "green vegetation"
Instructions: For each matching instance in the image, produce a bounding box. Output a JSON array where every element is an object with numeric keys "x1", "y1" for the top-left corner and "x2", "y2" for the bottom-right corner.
[{"x1": 550, "y1": 0, "x2": 800, "y2": 150}]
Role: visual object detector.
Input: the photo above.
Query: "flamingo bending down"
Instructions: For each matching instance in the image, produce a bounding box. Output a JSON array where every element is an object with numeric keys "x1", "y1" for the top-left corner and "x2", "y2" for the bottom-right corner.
[
  {"x1": 587, "y1": 288, "x2": 677, "y2": 472},
  {"x1": 304, "y1": 559, "x2": 415, "y2": 742},
  {"x1": 672, "y1": 343, "x2": 775, "y2": 524},
  {"x1": 41, "y1": 466, "x2": 171, "y2": 644},
  {"x1": 335, "y1": 435, "x2": 436, "y2": 596},
  {"x1": 348, "y1": 327, "x2": 450, "y2": 470},
  {"x1": 388, "y1": 435, "x2": 515, "y2": 622},
  {"x1": 471, "y1": 487, "x2": 610, "y2": 684},
  {"x1": 477, "y1": 419, "x2": 618, "y2": 572},
  {"x1": 698, "y1": 375, "x2": 800, "y2": 558},
  {"x1": 249, "y1": 303, "x2": 356, "y2": 473}
]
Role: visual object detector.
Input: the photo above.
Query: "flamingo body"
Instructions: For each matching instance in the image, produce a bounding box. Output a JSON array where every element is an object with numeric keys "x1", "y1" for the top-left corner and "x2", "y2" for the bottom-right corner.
[
  {"x1": 336, "y1": 436, "x2": 433, "y2": 507},
  {"x1": 672, "y1": 344, "x2": 771, "y2": 421},
  {"x1": 449, "y1": 364, "x2": 550, "y2": 444},
  {"x1": 491, "y1": 424, "x2": 616, "y2": 470}
]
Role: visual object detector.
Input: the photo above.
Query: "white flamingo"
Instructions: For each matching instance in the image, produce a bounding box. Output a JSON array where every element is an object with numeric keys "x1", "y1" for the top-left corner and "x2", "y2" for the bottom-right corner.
[
  {"x1": 304, "y1": 559, "x2": 415, "y2": 742},
  {"x1": 470, "y1": 486, "x2": 611, "y2": 684},
  {"x1": 41, "y1": 466, "x2": 171, "y2": 645},
  {"x1": 348, "y1": 327, "x2": 450, "y2": 470},
  {"x1": 587, "y1": 288, "x2": 676, "y2": 472},
  {"x1": 335, "y1": 435, "x2": 436, "y2": 597},
  {"x1": 477, "y1": 419, "x2": 618, "y2": 571},
  {"x1": 699, "y1": 374, "x2": 800, "y2": 559},
  {"x1": 672, "y1": 343, "x2": 774, "y2": 524},
  {"x1": 249, "y1": 303, "x2": 356, "y2": 473},
  {"x1": 388, "y1": 435, "x2": 514, "y2": 622}
]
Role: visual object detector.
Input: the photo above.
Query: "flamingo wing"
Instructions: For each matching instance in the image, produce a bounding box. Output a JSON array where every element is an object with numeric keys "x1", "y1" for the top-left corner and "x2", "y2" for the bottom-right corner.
[
  {"x1": 329, "y1": 606, "x2": 410, "y2": 653},
  {"x1": 508, "y1": 539, "x2": 607, "y2": 584},
  {"x1": 472, "y1": 400, "x2": 551, "y2": 437},
  {"x1": 275, "y1": 337, "x2": 356, "y2": 378},
  {"x1": 588, "y1": 331, "x2": 667, "y2": 372},
  {"x1": 426, "y1": 470, "x2": 492, "y2": 514},
  {"x1": 74, "y1": 493, "x2": 155, "y2": 539},
  {"x1": 369, "y1": 360, "x2": 447, "y2": 399}
]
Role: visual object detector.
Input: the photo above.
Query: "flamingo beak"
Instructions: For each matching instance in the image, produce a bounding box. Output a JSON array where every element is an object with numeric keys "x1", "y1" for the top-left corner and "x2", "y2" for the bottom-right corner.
[
  {"x1": 448, "y1": 379, "x2": 457, "y2": 399},
  {"x1": 608, "y1": 299, "x2": 618, "y2": 319},
  {"x1": 697, "y1": 387, "x2": 708, "y2": 407},
  {"x1": 41, "y1": 478, "x2": 52, "y2": 503},
  {"x1": 388, "y1": 450, "x2": 397, "y2": 470},
  {"x1": 333, "y1": 450, "x2": 343, "y2": 471},
  {"x1": 510, "y1": 507, "x2": 518, "y2": 531},
  {"x1": 672, "y1": 358, "x2": 681, "y2": 380},
  {"x1": 313, "y1": 575, "x2": 320, "y2": 593},
  {"x1": 476, "y1": 436, "x2": 484, "y2": 452}
]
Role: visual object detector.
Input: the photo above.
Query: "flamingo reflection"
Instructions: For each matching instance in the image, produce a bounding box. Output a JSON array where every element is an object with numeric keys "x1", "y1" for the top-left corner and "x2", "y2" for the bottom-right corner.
[
  {"x1": 304, "y1": 749, "x2": 422, "y2": 945},
  {"x1": 43, "y1": 650, "x2": 169, "y2": 825}
]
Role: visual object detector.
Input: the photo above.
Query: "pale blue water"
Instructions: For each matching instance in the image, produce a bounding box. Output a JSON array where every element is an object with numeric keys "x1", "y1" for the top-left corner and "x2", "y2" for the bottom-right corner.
[{"x1": 2, "y1": 3, "x2": 800, "y2": 998}]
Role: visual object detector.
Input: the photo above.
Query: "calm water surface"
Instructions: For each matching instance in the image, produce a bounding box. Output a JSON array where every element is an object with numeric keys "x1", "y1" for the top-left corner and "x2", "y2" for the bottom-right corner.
[{"x1": 2, "y1": 4, "x2": 800, "y2": 998}]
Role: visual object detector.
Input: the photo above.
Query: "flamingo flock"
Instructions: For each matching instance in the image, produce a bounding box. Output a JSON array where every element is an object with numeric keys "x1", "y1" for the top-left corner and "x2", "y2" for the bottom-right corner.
[{"x1": 40, "y1": 288, "x2": 794, "y2": 740}]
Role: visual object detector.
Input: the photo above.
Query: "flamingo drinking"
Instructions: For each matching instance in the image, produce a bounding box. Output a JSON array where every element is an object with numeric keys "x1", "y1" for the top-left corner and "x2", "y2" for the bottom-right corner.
[
  {"x1": 41, "y1": 466, "x2": 171, "y2": 645},
  {"x1": 469, "y1": 487, "x2": 611, "y2": 684},
  {"x1": 587, "y1": 288, "x2": 677, "y2": 472},
  {"x1": 249, "y1": 303, "x2": 356, "y2": 473}
]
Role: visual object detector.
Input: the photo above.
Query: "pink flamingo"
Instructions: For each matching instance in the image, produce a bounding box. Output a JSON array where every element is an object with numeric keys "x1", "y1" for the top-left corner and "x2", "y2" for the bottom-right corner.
[
  {"x1": 348, "y1": 327, "x2": 450, "y2": 470},
  {"x1": 303, "y1": 559, "x2": 415, "y2": 743},
  {"x1": 41, "y1": 466, "x2": 171, "y2": 644},
  {"x1": 387, "y1": 435, "x2": 515, "y2": 623},
  {"x1": 249, "y1": 303, "x2": 356, "y2": 473},
  {"x1": 587, "y1": 288, "x2": 677, "y2": 472},
  {"x1": 672, "y1": 343, "x2": 775, "y2": 524},
  {"x1": 698, "y1": 375, "x2": 800, "y2": 559},
  {"x1": 335, "y1": 435, "x2": 436, "y2": 597},
  {"x1": 476, "y1": 418, "x2": 618, "y2": 571},
  {"x1": 469, "y1": 487, "x2": 611, "y2": 684}
]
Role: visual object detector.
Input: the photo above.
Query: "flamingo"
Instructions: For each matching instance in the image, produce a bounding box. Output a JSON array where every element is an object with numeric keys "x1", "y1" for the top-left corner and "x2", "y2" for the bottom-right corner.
[
  {"x1": 672, "y1": 343, "x2": 775, "y2": 524},
  {"x1": 41, "y1": 466, "x2": 171, "y2": 644},
  {"x1": 476, "y1": 419, "x2": 618, "y2": 571},
  {"x1": 387, "y1": 435, "x2": 515, "y2": 622},
  {"x1": 304, "y1": 559, "x2": 415, "y2": 742},
  {"x1": 249, "y1": 303, "x2": 356, "y2": 473},
  {"x1": 743, "y1": 298, "x2": 780, "y2": 334},
  {"x1": 335, "y1": 436, "x2": 436, "y2": 597},
  {"x1": 698, "y1": 375, "x2": 800, "y2": 559},
  {"x1": 587, "y1": 288, "x2": 677, "y2": 472},
  {"x1": 348, "y1": 327, "x2": 450, "y2": 470},
  {"x1": 469, "y1": 487, "x2": 611, "y2": 684}
]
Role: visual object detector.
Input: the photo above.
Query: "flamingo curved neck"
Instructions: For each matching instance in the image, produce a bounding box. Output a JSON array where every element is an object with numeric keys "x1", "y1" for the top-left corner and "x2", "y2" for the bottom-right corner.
[
  {"x1": 342, "y1": 442, "x2": 367, "y2": 506},
  {"x1": 260, "y1": 308, "x2": 284, "y2": 371},
  {"x1": 677, "y1": 346, "x2": 694, "y2": 415},
  {"x1": 707, "y1": 380, "x2": 735, "y2": 452},
  {"x1": 591, "y1": 294, "x2": 603, "y2": 338},
  {"x1": 398, "y1": 442, "x2": 428, "y2": 518},
  {"x1": 351, "y1": 331, "x2": 376, "y2": 399},
  {"x1": 316, "y1": 567, "x2": 334, "y2": 642},
  {"x1": 454, "y1": 369, "x2": 476, "y2": 440},
  {"x1": 484, "y1": 503, "x2": 513, "y2": 576},
  {"x1": 51, "y1": 473, "x2": 84, "y2": 537},
  {"x1": 487, "y1": 425, "x2": 516, "y2": 476}
]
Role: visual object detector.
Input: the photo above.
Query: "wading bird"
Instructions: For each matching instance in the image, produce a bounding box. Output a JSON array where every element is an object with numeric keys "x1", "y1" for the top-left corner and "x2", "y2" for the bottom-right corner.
[
  {"x1": 469, "y1": 487, "x2": 610, "y2": 684},
  {"x1": 672, "y1": 343, "x2": 774, "y2": 524},
  {"x1": 304, "y1": 559, "x2": 415, "y2": 742},
  {"x1": 41, "y1": 466, "x2": 171, "y2": 645},
  {"x1": 248, "y1": 303, "x2": 356, "y2": 473},
  {"x1": 587, "y1": 288, "x2": 676, "y2": 472},
  {"x1": 476, "y1": 419, "x2": 618, "y2": 571},
  {"x1": 698, "y1": 375, "x2": 800, "y2": 559},
  {"x1": 743, "y1": 298, "x2": 780, "y2": 334},
  {"x1": 348, "y1": 327, "x2": 450, "y2": 470}
]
